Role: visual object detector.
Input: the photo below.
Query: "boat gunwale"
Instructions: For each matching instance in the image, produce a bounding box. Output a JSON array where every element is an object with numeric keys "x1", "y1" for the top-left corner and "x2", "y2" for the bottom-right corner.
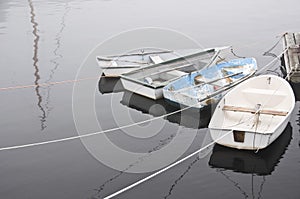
[
  {"x1": 209, "y1": 127, "x2": 275, "y2": 135},
  {"x1": 122, "y1": 48, "x2": 216, "y2": 75},
  {"x1": 101, "y1": 65, "x2": 141, "y2": 69},
  {"x1": 121, "y1": 47, "x2": 229, "y2": 89}
]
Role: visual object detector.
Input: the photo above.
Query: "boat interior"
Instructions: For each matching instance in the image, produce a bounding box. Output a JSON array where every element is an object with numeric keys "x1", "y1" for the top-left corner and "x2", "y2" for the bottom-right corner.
[
  {"x1": 213, "y1": 76, "x2": 294, "y2": 133},
  {"x1": 123, "y1": 50, "x2": 216, "y2": 87}
]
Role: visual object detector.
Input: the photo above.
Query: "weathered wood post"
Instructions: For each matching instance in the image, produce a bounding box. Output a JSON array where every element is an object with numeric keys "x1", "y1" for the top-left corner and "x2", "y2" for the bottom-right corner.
[{"x1": 282, "y1": 32, "x2": 300, "y2": 83}]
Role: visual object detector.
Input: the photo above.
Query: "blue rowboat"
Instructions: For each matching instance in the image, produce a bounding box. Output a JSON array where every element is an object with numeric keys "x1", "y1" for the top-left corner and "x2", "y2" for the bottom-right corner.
[{"x1": 163, "y1": 58, "x2": 257, "y2": 109}]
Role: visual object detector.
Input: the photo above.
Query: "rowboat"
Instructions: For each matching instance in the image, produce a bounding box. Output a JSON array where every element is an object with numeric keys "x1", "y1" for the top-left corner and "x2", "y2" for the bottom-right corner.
[
  {"x1": 120, "y1": 46, "x2": 230, "y2": 100},
  {"x1": 97, "y1": 49, "x2": 210, "y2": 77},
  {"x1": 209, "y1": 75, "x2": 295, "y2": 150},
  {"x1": 163, "y1": 58, "x2": 257, "y2": 109}
]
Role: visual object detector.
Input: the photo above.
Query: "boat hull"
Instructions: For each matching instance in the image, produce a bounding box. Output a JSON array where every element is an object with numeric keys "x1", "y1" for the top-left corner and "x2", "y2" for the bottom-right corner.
[
  {"x1": 103, "y1": 67, "x2": 137, "y2": 77},
  {"x1": 209, "y1": 114, "x2": 291, "y2": 150},
  {"x1": 121, "y1": 78, "x2": 163, "y2": 100},
  {"x1": 208, "y1": 75, "x2": 295, "y2": 150},
  {"x1": 209, "y1": 123, "x2": 292, "y2": 175}
]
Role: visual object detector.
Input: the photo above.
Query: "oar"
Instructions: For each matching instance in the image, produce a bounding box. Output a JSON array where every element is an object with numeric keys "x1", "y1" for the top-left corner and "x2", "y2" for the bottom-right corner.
[
  {"x1": 138, "y1": 63, "x2": 194, "y2": 79},
  {"x1": 137, "y1": 55, "x2": 215, "y2": 79},
  {"x1": 97, "y1": 56, "x2": 149, "y2": 65},
  {"x1": 173, "y1": 72, "x2": 243, "y2": 93},
  {"x1": 177, "y1": 72, "x2": 253, "y2": 101},
  {"x1": 106, "y1": 50, "x2": 174, "y2": 58}
]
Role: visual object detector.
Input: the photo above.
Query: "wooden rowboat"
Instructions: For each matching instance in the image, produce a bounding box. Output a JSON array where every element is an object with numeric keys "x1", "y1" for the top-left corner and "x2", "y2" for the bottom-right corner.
[{"x1": 209, "y1": 75, "x2": 295, "y2": 150}]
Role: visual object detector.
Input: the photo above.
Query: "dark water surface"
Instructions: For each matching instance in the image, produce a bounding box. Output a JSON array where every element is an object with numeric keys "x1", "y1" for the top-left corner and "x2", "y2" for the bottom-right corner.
[{"x1": 0, "y1": 0, "x2": 300, "y2": 198}]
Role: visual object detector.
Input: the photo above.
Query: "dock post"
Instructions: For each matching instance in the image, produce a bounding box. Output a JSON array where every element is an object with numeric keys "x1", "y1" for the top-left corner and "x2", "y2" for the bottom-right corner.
[{"x1": 282, "y1": 32, "x2": 300, "y2": 83}]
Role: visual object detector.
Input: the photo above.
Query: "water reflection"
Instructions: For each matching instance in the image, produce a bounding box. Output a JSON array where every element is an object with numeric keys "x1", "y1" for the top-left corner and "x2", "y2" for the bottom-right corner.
[
  {"x1": 208, "y1": 124, "x2": 292, "y2": 198},
  {"x1": 47, "y1": 2, "x2": 70, "y2": 83},
  {"x1": 288, "y1": 83, "x2": 300, "y2": 101},
  {"x1": 164, "y1": 156, "x2": 200, "y2": 199},
  {"x1": 0, "y1": 1, "x2": 9, "y2": 27},
  {"x1": 120, "y1": 91, "x2": 212, "y2": 129},
  {"x1": 91, "y1": 132, "x2": 176, "y2": 199},
  {"x1": 44, "y1": 2, "x2": 71, "y2": 122},
  {"x1": 98, "y1": 76, "x2": 124, "y2": 94},
  {"x1": 98, "y1": 75, "x2": 212, "y2": 128},
  {"x1": 209, "y1": 123, "x2": 292, "y2": 175},
  {"x1": 217, "y1": 170, "x2": 260, "y2": 199},
  {"x1": 28, "y1": 0, "x2": 47, "y2": 130},
  {"x1": 297, "y1": 106, "x2": 300, "y2": 147}
]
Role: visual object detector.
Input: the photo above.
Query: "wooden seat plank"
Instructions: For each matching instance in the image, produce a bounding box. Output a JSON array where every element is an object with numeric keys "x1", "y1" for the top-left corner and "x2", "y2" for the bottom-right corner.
[{"x1": 222, "y1": 105, "x2": 288, "y2": 116}]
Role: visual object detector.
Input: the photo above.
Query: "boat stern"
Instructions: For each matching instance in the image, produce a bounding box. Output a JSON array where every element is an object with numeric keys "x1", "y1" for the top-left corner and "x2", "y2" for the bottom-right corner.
[{"x1": 209, "y1": 128, "x2": 272, "y2": 150}]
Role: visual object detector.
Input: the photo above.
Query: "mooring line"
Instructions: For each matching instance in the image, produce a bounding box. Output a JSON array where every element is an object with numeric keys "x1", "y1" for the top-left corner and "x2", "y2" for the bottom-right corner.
[
  {"x1": 0, "y1": 36, "x2": 285, "y2": 92},
  {"x1": 0, "y1": 76, "x2": 100, "y2": 91},
  {"x1": 256, "y1": 48, "x2": 288, "y2": 75},
  {"x1": 103, "y1": 130, "x2": 233, "y2": 199},
  {"x1": 0, "y1": 100, "x2": 198, "y2": 152},
  {"x1": 0, "y1": 49, "x2": 287, "y2": 152},
  {"x1": 103, "y1": 49, "x2": 291, "y2": 198}
]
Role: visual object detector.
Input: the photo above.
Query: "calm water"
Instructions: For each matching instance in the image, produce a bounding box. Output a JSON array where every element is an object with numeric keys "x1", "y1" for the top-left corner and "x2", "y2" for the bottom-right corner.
[{"x1": 0, "y1": 0, "x2": 300, "y2": 198}]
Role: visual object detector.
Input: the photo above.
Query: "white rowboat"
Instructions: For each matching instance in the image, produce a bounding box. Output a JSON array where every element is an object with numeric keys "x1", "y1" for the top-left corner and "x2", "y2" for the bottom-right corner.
[{"x1": 209, "y1": 75, "x2": 295, "y2": 150}]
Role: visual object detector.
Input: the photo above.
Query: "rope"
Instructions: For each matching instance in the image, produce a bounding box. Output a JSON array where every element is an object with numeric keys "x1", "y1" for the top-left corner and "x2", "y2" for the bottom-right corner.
[
  {"x1": 0, "y1": 76, "x2": 100, "y2": 91},
  {"x1": 230, "y1": 48, "x2": 246, "y2": 59},
  {"x1": 256, "y1": 48, "x2": 288, "y2": 75},
  {"x1": 0, "y1": 45, "x2": 284, "y2": 92},
  {"x1": 0, "y1": 49, "x2": 291, "y2": 199},
  {"x1": 103, "y1": 130, "x2": 233, "y2": 199},
  {"x1": 262, "y1": 34, "x2": 285, "y2": 58},
  {"x1": 0, "y1": 99, "x2": 204, "y2": 152},
  {"x1": 0, "y1": 49, "x2": 287, "y2": 152},
  {"x1": 103, "y1": 53, "x2": 295, "y2": 198}
]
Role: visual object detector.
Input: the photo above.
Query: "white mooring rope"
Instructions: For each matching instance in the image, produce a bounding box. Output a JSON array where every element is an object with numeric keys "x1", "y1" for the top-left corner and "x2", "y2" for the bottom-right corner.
[
  {"x1": 0, "y1": 102, "x2": 196, "y2": 152},
  {"x1": 0, "y1": 46, "x2": 290, "y2": 199},
  {"x1": 103, "y1": 130, "x2": 233, "y2": 199},
  {"x1": 0, "y1": 48, "x2": 287, "y2": 152}
]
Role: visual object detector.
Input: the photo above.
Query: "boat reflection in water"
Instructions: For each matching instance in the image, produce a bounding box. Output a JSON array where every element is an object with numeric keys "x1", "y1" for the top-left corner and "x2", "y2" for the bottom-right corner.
[
  {"x1": 209, "y1": 123, "x2": 292, "y2": 175},
  {"x1": 120, "y1": 90, "x2": 213, "y2": 129},
  {"x1": 98, "y1": 76, "x2": 124, "y2": 94},
  {"x1": 98, "y1": 75, "x2": 213, "y2": 129}
]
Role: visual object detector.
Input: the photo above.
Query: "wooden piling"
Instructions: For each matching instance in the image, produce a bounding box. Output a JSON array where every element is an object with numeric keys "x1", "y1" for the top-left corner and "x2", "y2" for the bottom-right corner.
[{"x1": 283, "y1": 32, "x2": 300, "y2": 83}]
